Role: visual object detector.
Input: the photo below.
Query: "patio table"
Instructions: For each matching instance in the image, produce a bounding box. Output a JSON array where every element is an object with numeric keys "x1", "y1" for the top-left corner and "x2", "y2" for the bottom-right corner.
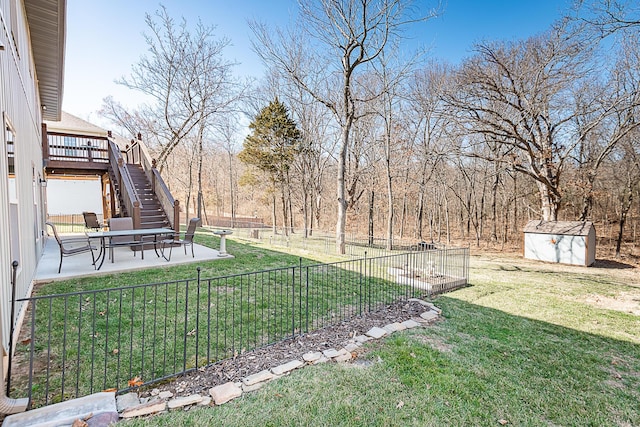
[{"x1": 87, "y1": 227, "x2": 174, "y2": 270}]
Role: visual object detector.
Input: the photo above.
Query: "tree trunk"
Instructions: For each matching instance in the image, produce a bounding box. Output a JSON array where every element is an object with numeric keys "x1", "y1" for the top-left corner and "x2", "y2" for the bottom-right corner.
[
  {"x1": 228, "y1": 151, "x2": 236, "y2": 228},
  {"x1": 281, "y1": 188, "x2": 289, "y2": 237},
  {"x1": 491, "y1": 165, "x2": 499, "y2": 242},
  {"x1": 386, "y1": 165, "x2": 394, "y2": 251},
  {"x1": 272, "y1": 192, "x2": 277, "y2": 235},
  {"x1": 538, "y1": 181, "x2": 559, "y2": 221},
  {"x1": 368, "y1": 190, "x2": 375, "y2": 245},
  {"x1": 336, "y1": 125, "x2": 350, "y2": 254},
  {"x1": 417, "y1": 187, "x2": 424, "y2": 240},
  {"x1": 615, "y1": 176, "x2": 633, "y2": 258}
]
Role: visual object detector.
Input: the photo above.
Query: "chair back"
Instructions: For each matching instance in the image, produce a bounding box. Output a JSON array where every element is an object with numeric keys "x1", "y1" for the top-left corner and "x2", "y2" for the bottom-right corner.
[
  {"x1": 184, "y1": 218, "x2": 201, "y2": 242},
  {"x1": 83, "y1": 212, "x2": 102, "y2": 230},
  {"x1": 45, "y1": 222, "x2": 63, "y2": 246},
  {"x1": 108, "y1": 217, "x2": 134, "y2": 244}
]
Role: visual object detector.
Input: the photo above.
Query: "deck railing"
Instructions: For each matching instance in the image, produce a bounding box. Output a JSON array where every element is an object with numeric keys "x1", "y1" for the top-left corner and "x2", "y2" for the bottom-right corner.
[{"x1": 44, "y1": 133, "x2": 109, "y2": 166}]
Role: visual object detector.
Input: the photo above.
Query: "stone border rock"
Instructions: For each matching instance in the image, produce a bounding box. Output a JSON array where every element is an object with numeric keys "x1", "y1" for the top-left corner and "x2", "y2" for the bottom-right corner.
[{"x1": 113, "y1": 299, "x2": 441, "y2": 421}]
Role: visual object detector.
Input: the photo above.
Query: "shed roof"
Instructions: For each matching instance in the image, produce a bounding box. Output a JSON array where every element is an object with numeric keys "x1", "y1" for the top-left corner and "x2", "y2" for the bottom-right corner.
[{"x1": 523, "y1": 220, "x2": 594, "y2": 236}]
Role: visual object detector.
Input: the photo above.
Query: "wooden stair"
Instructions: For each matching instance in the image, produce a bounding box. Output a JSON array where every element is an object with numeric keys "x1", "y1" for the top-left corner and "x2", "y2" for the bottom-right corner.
[
  {"x1": 108, "y1": 163, "x2": 172, "y2": 230},
  {"x1": 126, "y1": 164, "x2": 171, "y2": 229}
]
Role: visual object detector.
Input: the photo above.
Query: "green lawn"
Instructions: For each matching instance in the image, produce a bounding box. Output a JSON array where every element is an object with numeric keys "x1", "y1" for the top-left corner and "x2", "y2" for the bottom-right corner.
[{"x1": 120, "y1": 253, "x2": 640, "y2": 426}]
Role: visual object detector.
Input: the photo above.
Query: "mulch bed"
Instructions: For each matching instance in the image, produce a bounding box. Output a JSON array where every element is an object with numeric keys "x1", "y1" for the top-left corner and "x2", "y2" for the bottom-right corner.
[{"x1": 140, "y1": 299, "x2": 433, "y2": 398}]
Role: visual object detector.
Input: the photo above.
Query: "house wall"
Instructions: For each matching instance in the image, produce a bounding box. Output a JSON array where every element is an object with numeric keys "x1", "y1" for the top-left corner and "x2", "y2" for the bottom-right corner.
[
  {"x1": 47, "y1": 177, "x2": 102, "y2": 214},
  {"x1": 0, "y1": 1, "x2": 47, "y2": 349}
]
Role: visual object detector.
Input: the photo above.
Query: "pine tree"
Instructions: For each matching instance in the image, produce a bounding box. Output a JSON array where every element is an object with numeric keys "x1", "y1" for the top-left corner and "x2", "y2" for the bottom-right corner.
[{"x1": 239, "y1": 99, "x2": 301, "y2": 235}]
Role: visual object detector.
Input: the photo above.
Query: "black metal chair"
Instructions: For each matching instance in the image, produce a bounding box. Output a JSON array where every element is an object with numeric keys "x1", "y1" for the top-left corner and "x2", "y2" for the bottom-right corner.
[
  {"x1": 46, "y1": 222, "x2": 96, "y2": 273},
  {"x1": 160, "y1": 218, "x2": 201, "y2": 261}
]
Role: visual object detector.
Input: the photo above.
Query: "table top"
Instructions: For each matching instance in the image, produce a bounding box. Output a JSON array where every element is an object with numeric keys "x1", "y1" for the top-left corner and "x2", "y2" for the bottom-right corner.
[{"x1": 87, "y1": 228, "x2": 174, "y2": 238}]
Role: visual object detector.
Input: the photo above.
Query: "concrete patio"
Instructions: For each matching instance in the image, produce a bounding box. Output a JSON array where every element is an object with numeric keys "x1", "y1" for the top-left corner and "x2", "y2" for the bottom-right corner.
[{"x1": 35, "y1": 231, "x2": 231, "y2": 283}]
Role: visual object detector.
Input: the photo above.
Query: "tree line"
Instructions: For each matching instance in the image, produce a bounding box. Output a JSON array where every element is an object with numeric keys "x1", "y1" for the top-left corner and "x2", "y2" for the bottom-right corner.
[{"x1": 102, "y1": 0, "x2": 640, "y2": 259}]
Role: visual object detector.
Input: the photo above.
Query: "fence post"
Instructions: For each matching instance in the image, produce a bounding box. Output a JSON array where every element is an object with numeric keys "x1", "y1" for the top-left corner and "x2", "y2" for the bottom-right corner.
[
  {"x1": 365, "y1": 251, "x2": 370, "y2": 312},
  {"x1": 7, "y1": 260, "x2": 18, "y2": 396},
  {"x1": 359, "y1": 256, "x2": 363, "y2": 316},
  {"x1": 291, "y1": 262, "x2": 297, "y2": 338},
  {"x1": 305, "y1": 261, "x2": 309, "y2": 333},
  {"x1": 299, "y1": 258, "x2": 303, "y2": 334},
  {"x1": 195, "y1": 267, "x2": 201, "y2": 369}
]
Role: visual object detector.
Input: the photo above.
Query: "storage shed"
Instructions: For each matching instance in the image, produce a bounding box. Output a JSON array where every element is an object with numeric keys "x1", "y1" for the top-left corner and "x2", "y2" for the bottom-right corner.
[{"x1": 523, "y1": 221, "x2": 596, "y2": 266}]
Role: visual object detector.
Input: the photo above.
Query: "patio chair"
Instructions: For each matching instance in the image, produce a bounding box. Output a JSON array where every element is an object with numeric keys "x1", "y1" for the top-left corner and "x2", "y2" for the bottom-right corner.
[
  {"x1": 46, "y1": 222, "x2": 96, "y2": 273},
  {"x1": 82, "y1": 211, "x2": 105, "y2": 231},
  {"x1": 107, "y1": 217, "x2": 138, "y2": 262},
  {"x1": 160, "y1": 218, "x2": 201, "y2": 261}
]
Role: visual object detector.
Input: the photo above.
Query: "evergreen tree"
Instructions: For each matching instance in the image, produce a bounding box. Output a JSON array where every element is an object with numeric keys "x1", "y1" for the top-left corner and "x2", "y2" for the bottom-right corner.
[{"x1": 239, "y1": 99, "x2": 301, "y2": 235}]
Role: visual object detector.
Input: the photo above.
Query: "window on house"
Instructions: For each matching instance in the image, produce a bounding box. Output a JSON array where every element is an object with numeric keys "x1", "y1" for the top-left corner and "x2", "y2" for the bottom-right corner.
[{"x1": 5, "y1": 119, "x2": 21, "y2": 264}]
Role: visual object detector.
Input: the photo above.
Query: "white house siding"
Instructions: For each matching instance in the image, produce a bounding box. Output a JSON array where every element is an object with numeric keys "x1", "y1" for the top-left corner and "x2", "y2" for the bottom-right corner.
[
  {"x1": 47, "y1": 177, "x2": 102, "y2": 214},
  {"x1": 0, "y1": 1, "x2": 47, "y2": 349}
]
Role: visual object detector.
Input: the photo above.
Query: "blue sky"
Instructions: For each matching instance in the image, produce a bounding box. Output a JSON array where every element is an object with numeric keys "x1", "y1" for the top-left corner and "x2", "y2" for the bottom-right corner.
[{"x1": 63, "y1": 0, "x2": 573, "y2": 125}]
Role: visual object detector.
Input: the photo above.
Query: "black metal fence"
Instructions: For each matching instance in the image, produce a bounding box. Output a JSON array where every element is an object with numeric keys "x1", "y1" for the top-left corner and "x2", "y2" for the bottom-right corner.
[{"x1": 12, "y1": 248, "x2": 468, "y2": 408}]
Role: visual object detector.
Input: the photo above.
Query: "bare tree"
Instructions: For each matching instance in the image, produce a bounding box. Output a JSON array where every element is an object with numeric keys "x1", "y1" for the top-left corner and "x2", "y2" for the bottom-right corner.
[
  {"x1": 575, "y1": 0, "x2": 640, "y2": 36},
  {"x1": 447, "y1": 24, "x2": 597, "y2": 221},
  {"x1": 251, "y1": 0, "x2": 436, "y2": 253},
  {"x1": 573, "y1": 34, "x2": 640, "y2": 219},
  {"x1": 103, "y1": 6, "x2": 242, "y2": 171}
]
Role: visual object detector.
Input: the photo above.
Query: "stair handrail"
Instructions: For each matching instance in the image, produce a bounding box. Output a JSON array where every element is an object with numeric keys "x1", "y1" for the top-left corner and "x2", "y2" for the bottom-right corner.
[
  {"x1": 108, "y1": 140, "x2": 142, "y2": 229},
  {"x1": 127, "y1": 135, "x2": 180, "y2": 233}
]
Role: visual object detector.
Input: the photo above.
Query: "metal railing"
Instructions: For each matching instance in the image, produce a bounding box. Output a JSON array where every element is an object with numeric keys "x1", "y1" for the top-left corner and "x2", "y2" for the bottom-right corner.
[
  {"x1": 235, "y1": 227, "x2": 446, "y2": 258},
  {"x1": 11, "y1": 249, "x2": 468, "y2": 408}
]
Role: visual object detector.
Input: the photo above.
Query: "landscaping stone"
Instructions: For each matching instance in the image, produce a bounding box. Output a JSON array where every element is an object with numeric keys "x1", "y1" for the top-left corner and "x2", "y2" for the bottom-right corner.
[
  {"x1": 209, "y1": 382, "x2": 243, "y2": 405},
  {"x1": 365, "y1": 326, "x2": 388, "y2": 339},
  {"x1": 424, "y1": 302, "x2": 442, "y2": 314},
  {"x1": 322, "y1": 348, "x2": 341, "y2": 358},
  {"x1": 401, "y1": 319, "x2": 421, "y2": 329},
  {"x1": 334, "y1": 351, "x2": 353, "y2": 362},
  {"x1": 167, "y1": 394, "x2": 203, "y2": 410},
  {"x1": 354, "y1": 334, "x2": 370, "y2": 343},
  {"x1": 243, "y1": 369, "x2": 275, "y2": 386},
  {"x1": 116, "y1": 392, "x2": 140, "y2": 412},
  {"x1": 198, "y1": 396, "x2": 212, "y2": 406},
  {"x1": 158, "y1": 390, "x2": 174, "y2": 399},
  {"x1": 3, "y1": 392, "x2": 117, "y2": 427},
  {"x1": 86, "y1": 411, "x2": 120, "y2": 427},
  {"x1": 271, "y1": 360, "x2": 304, "y2": 375},
  {"x1": 344, "y1": 343, "x2": 360, "y2": 352},
  {"x1": 383, "y1": 322, "x2": 406, "y2": 333},
  {"x1": 409, "y1": 298, "x2": 442, "y2": 313},
  {"x1": 303, "y1": 351, "x2": 323, "y2": 362},
  {"x1": 313, "y1": 356, "x2": 329, "y2": 364},
  {"x1": 150, "y1": 388, "x2": 160, "y2": 396},
  {"x1": 120, "y1": 400, "x2": 167, "y2": 418},
  {"x1": 420, "y1": 311, "x2": 439, "y2": 321},
  {"x1": 242, "y1": 381, "x2": 266, "y2": 393}
]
